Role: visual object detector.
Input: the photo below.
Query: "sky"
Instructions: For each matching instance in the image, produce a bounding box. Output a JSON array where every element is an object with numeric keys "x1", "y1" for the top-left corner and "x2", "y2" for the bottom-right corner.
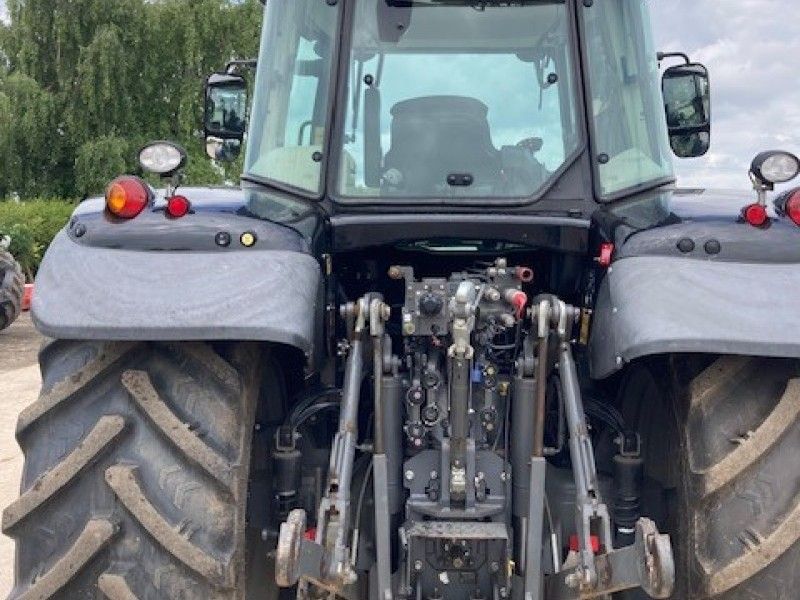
[
  {"x1": 1, "y1": 0, "x2": 798, "y2": 192},
  {"x1": 649, "y1": 0, "x2": 800, "y2": 191}
]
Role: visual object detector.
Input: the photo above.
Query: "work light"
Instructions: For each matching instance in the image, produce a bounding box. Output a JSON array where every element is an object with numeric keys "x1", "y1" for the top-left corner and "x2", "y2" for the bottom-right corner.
[
  {"x1": 138, "y1": 141, "x2": 187, "y2": 177},
  {"x1": 750, "y1": 151, "x2": 800, "y2": 186}
]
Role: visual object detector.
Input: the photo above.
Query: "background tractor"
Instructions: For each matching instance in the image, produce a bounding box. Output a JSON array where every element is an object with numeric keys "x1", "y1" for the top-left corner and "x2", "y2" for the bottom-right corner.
[
  {"x1": 0, "y1": 235, "x2": 24, "y2": 332},
  {"x1": 4, "y1": 1, "x2": 800, "y2": 599}
]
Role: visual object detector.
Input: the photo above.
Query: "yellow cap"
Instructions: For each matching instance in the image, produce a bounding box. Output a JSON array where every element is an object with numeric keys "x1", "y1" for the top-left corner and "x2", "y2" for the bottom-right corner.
[{"x1": 240, "y1": 232, "x2": 257, "y2": 247}]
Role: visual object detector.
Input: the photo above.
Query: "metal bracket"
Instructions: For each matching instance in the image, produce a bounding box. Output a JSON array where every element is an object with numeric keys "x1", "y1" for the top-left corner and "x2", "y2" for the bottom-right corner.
[
  {"x1": 546, "y1": 518, "x2": 675, "y2": 599},
  {"x1": 277, "y1": 293, "x2": 391, "y2": 593},
  {"x1": 553, "y1": 301, "x2": 612, "y2": 592},
  {"x1": 525, "y1": 297, "x2": 674, "y2": 600},
  {"x1": 276, "y1": 509, "x2": 324, "y2": 587},
  {"x1": 523, "y1": 457, "x2": 547, "y2": 600}
]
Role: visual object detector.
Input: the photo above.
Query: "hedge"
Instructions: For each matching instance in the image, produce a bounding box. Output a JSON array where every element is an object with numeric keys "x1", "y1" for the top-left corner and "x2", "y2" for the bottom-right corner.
[{"x1": 0, "y1": 199, "x2": 76, "y2": 280}]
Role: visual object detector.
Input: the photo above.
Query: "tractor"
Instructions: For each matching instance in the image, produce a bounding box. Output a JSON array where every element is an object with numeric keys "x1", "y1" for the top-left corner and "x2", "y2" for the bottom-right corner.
[
  {"x1": 0, "y1": 234, "x2": 24, "y2": 331},
  {"x1": 5, "y1": 1, "x2": 800, "y2": 599}
]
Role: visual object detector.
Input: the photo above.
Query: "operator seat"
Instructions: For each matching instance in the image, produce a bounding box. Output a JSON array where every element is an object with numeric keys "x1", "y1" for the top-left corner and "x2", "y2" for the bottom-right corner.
[{"x1": 383, "y1": 96, "x2": 501, "y2": 195}]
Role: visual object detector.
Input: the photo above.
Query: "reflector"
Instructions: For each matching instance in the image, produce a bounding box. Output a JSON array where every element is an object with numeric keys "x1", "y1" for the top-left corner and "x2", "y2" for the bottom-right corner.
[
  {"x1": 166, "y1": 195, "x2": 191, "y2": 218},
  {"x1": 743, "y1": 203, "x2": 768, "y2": 227}
]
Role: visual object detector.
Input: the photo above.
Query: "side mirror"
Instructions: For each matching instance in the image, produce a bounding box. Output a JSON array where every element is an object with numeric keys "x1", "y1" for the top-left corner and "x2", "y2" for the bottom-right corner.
[
  {"x1": 204, "y1": 72, "x2": 248, "y2": 161},
  {"x1": 662, "y1": 63, "x2": 711, "y2": 158}
]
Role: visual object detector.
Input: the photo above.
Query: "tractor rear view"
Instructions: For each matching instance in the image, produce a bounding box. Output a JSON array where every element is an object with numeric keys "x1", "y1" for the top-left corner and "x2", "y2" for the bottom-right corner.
[{"x1": 5, "y1": 1, "x2": 800, "y2": 600}]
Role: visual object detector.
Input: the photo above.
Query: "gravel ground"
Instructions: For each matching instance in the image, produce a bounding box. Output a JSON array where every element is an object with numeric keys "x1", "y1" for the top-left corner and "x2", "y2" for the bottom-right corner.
[{"x1": 0, "y1": 313, "x2": 43, "y2": 598}]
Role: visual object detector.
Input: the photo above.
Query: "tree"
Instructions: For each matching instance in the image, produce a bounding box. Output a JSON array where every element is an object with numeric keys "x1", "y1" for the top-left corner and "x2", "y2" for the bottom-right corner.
[
  {"x1": 0, "y1": 0, "x2": 263, "y2": 199},
  {"x1": 74, "y1": 135, "x2": 129, "y2": 197}
]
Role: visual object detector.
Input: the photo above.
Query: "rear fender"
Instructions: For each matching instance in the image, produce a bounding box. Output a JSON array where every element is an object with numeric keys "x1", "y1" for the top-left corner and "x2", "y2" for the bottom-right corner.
[
  {"x1": 590, "y1": 256, "x2": 800, "y2": 379},
  {"x1": 33, "y1": 216, "x2": 322, "y2": 360}
]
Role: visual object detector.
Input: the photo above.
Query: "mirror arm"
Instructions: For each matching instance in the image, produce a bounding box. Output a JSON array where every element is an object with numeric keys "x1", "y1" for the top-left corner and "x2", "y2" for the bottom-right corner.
[
  {"x1": 225, "y1": 59, "x2": 258, "y2": 75},
  {"x1": 657, "y1": 51, "x2": 691, "y2": 66}
]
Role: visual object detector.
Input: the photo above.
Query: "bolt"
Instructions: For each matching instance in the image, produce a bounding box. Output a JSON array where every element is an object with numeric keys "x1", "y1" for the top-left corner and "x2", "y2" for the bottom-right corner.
[
  {"x1": 499, "y1": 587, "x2": 508, "y2": 598},
  {"x1": 490, "y1": 561, "x2": 500, "y2": 573},
  {"x1": 215, "y1": 231, "x2": 231, "y2": 247},
  {"x1": 565, "y1": 572, "x2": 580, "y2": 589},
  {"x1": 430, "y1": 471, "x2": 439, "y2": 480},
  {"x1": 340, "y1": 565, "x2": 357, "y2": 585},
  {"x1": 500, "y1": 471, "x2": 509, "y2": 482},
  {"x1": 73, "y1": 223, "x2": 87, "y2": 238},
  {"x1": 405, "y1": 470, "x2": 415, "y2": 481},
  {"x1": 414, "y1": 559, "x2": 423, "y2": 571}
]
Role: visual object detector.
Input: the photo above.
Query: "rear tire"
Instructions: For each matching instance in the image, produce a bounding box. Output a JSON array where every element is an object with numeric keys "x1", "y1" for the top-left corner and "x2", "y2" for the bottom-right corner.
[
  {"x1": 620, "y1": 356, "x2": 800, "y2": 599},
  {"x1": 2, "y1": 340, "x2": 281, "y2": 599},
  {"x1": 0, "y1": 249, "x2": 24, "y2": 331}
]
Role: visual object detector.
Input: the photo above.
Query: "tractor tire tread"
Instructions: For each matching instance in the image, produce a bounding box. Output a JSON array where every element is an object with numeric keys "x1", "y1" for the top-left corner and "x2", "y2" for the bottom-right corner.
[
  {"x1": 3, "y1": 341, "x2": 262, "y2": 600},
  {"x1": 17, "y1": 519, "x2": 118, "y2": 600},
  {"x1": 0, "y1": 248, "x2": 24, "y2": 331},
  {"x1": 2, "y1": 415, "x2": 126, "y2": 532},
  {"x1": 683, "y1": 356, "x2": 800, "y2": 598},
  {"x1": 97, "y1": 574, "x2": 141, "y2": 600}
]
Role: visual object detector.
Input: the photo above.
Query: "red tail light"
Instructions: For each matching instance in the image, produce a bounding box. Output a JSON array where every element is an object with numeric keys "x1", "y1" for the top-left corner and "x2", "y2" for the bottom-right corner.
[
  {"x1": 166, "y1": 195, "x2": 191, "y2": 218},
  {"x1": 105, "y1": 176, "x2": 150, "y2": 218},
  {"x1": 785, "y1": 190, "x2": 800, "y2": 226},
  {"x1": 743, "y1": 203, "x2": 768, "y2": 227}
]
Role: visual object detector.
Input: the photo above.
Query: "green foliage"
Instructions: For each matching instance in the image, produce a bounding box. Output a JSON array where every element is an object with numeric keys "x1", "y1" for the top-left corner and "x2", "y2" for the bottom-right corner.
[
  {"x1": 0, "y1": 199, "x2": 75, "y2": 279},
  {"x1": 74, "y1": 135, "x2": 130, "y2": 196},
  {"x1": 0, "y1": 0, "x2": 263, "y2": 199}
]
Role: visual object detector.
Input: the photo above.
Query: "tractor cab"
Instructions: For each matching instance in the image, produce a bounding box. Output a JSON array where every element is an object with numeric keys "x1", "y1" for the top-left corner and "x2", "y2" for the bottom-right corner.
[{"x1": 205, "y1": 0, "x2": 711, "y2": 206}]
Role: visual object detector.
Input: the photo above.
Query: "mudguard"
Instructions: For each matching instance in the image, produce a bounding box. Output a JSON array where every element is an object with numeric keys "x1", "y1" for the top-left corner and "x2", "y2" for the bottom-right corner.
[
  {"x1": 32, "y1": 193, "x2": 322, "y2": 356},
  {"x1": 589, "y1": 187, "x2": 800, "y2": 379},
  {"x1": 590, "y1": 256, "x2": 800, "y2": 379}
]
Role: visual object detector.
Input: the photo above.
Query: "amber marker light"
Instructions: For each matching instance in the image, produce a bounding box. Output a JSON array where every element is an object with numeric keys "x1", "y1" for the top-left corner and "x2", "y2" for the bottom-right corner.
[{"x1": 105, "y1": 176, "x2": 151, "y2": 219}]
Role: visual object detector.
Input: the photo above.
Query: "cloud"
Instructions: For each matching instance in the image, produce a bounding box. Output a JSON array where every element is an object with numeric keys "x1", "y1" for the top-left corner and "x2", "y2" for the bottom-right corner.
[{"x1": 650, "y1": 0, "x2": 800, "y2": 191}]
